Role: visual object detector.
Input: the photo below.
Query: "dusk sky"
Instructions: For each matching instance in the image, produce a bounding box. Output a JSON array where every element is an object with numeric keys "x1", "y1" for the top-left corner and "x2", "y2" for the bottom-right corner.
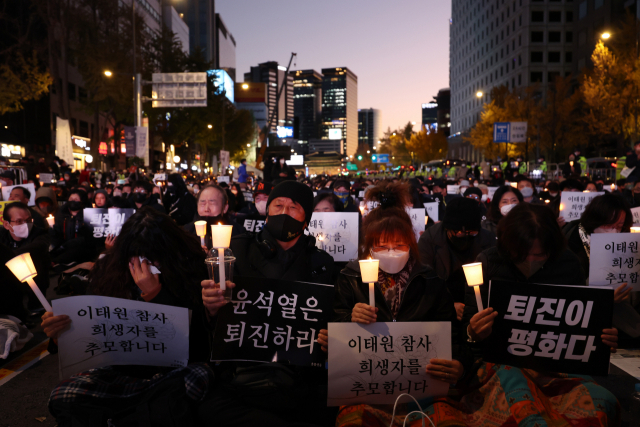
[{"x1": 216, "y1": 0, "x2": 452, "y2": 133}]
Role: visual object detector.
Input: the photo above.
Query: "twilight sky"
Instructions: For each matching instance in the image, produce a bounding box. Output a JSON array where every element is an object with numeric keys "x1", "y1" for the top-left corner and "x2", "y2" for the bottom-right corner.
[{"x1": 216, "y1": 0, "x2": 451, "y2": 133}]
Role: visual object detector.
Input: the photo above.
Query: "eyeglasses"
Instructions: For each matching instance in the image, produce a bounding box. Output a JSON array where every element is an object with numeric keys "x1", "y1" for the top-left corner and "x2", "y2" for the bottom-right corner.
[
  {"x1": 447, "y1": 230, "x2": 479, "y2": 238},
  {"x1": 10, "y1": 218, "x2": 33, "y2": 225},
  {"x1": 371, "y1": 245, "x2": 410, "y2": 253}
]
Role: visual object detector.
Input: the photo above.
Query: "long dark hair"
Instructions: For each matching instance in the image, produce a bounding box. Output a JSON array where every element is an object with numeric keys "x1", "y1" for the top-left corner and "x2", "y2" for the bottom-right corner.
[
  {"x1": 90, "y1": 207, "x2": 206, "y2": 306},
  {"x1": 487, "y1": 186, "x2": 524, "y2": 223}
]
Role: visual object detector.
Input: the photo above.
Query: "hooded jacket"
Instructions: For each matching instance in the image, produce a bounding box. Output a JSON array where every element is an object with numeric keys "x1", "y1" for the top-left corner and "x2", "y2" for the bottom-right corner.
[{"x1": 34, "y1": 186, "x2": 58, "y2": 218}]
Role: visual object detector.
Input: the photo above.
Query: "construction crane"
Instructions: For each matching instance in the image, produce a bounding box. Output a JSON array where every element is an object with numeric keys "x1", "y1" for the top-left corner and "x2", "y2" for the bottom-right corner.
[{"x1": 255, "y1": 52, "x2": 297, "y2": 169}]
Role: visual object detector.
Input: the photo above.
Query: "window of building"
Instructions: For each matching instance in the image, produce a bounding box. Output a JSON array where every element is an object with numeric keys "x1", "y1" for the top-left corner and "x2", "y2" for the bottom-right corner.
[
  {"x1": 549, "y1": 31, "x2": 561, "y2": 42},
  {"x1": 548, "y1": 72, "x2": 560, "y2": 82},
  {"x1": 519, "y1": 34, "x2": 522, "y2": 46},
  {"x1": 579, "y1": 2, "x2": 587, "y2": 20},
  {"x1": 79, "y1": 120, "x2": 89, "y2": 138},
  {"x1": 549, "y1": 11, "x2": 562, "y2": 22},
  {"x1": 548, "y1": 51, "x2": 561, "y2": 62},
  {"x1": 68, "y1": 83, "x2": 76, "y2": 101},
  {"x1": 531, "y1": 31, "x2": 544, "y2": 42},
  {"x1": 531, "y1": 51, "x2": 543, "y2": 62},
  {"x1": 565, "y1": 51, "x2": 573, "y2": 62},
  {"x1": 70, "y1": 118, "x2": 77, "y2": 134},
  {"x1": 518, "y1": 55, "x2": 522, "y2": 65},
  {"x1": 566, "y1": 11, "x2": 573, "y2": 22},
  {"x1": 531, "y1": 72, "x2": 543, "y2": 83},
  {"x1": 566, "y1": 31, "x2": 573, "y2": 42},
  {"x1": 79, "y1": 87, "x2": 88, "y2": 103},
  {"x1": 518, "y1": 74, "x2": 522, "y2": 85},
  {"x1": 531, "y1": 10, "x2": 544, "y2": 22}
]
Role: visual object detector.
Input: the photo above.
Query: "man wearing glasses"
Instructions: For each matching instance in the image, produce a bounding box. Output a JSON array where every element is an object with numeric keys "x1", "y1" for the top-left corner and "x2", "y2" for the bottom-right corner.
[
  {"x1": 418, "y1": 197, "x2": 496, "y2": 322},
  {"x1": 1, "y1": 202, "x2": 51, "y2": 311}
]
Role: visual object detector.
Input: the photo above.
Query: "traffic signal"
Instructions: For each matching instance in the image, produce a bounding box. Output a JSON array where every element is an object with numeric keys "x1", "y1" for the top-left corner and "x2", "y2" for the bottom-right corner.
[
  {"x1": 357, "y1": 155, "x2": 363, "y2": 161},
  {"x1": 371, "y1": 155, "x2": 377, "y2": 162}
]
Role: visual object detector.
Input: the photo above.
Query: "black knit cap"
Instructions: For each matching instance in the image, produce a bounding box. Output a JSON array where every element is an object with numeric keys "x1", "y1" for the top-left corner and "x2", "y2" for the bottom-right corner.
[
  {"x1": 443, "y1": 197, "x2": 482, "y2": 231},
  {"x1": 267, "y1": 180, "x2": 314, "y2": 224}
]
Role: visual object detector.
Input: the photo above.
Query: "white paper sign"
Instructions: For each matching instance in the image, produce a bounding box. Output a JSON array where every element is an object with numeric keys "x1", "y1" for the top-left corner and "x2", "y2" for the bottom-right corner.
[
  {"x1": 589, "y1": 233, "x2": 640, "y2": 291},
  {"x1": 39, "y1": 173, "x2": 55, "y2": 184},
  {"x1": 447, "y1": 185, "x2": 460, "y2": 195},
  {"x1": 217, "y1": 176, "x2": 230, "y2": 184},
  {"x1": 56, "y1": 116, "x2": 74, "y2": 167},
  {"x1": 559, "y1": 192, "x2": 604, "y2": 222},
  {"x1": 408, "y1": 208, "x2": 426, "y2": 241},
  {"x1": 327, "y1": 322, "x2": 451, "y2": 406},
  {"x1": 305, "y1": 212, "x2": 359, "y2": 262},
  {"x1": 358, "y1": 191, "x2": 365, "y2": 198},
  {"x1": 135, "y1": 126, "x2": 149, "y2": 165},
  {"x1": 632, "y1": 207, "x2": 640, "y2": 225},
  {"x1": 1, "y1": 183, "x2": 36, "y2": 206},
  {"x1": 154, "y1": 173, "x2": 167, "y2": 182},
  {"x1": 53, "y1": 295, "x2": 189, "y2": 379},
  {"x1": 487, "y1": 186, "x2": 499, "y2": 200},
  {"x1": 424, "y1": 202, "x2": 439, "y2": 222}
]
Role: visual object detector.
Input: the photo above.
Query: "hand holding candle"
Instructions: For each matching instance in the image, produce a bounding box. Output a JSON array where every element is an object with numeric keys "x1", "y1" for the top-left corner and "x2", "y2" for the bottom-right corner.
[
  {"x1": 359, "y1": 258, "x2": 379, "y2": 309},
  {"x1": 210, "y1": 223, "x2": 233, "y2": 290},
  {"x1": 462, "y1": 262, "x2": 484, "y2": 311},
  {"x1": 6, "y1": 253, "x2": 52, "y2": 312}
]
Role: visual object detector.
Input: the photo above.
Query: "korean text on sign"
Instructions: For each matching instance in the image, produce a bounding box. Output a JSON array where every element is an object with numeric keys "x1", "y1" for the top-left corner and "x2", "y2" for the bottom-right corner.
[
  {"x1": 305, "y1": 212, "x2": 359, "y2": 262},
  {"x1": 484, "y1": 280, "x2": 613, "y2": 375},
  {"x1": 53, "y1": 295, "x2": 189, "y2": 379},
  {"x1": 211, "y1": 276, "x2": 334, "y2": 367},
  {"x1": 589, "y1": 233, "x2": 640, "y2": 291},
  {"x1": 558, "y1": 192, "x2": 604, "y2": 221},
  {"x1": 327, "y1": 322, "x2": 451, "y2": 406}
]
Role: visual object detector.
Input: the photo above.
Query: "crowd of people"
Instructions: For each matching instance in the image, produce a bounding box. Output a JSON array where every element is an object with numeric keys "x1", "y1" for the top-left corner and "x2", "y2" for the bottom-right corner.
[{"x1": 1, "y1": 148, "x2": 638, "y2": 426}]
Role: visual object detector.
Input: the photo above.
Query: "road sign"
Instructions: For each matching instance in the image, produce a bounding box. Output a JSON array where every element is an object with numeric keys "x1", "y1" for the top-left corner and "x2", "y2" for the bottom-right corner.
[
  {"x1": 151, "y1": 72, "x2": 207, "y2": 108},
  {"x1": 346, "y1": 162, "x2": 358, "y2": 171},
  {"x1": 374, "y1": 154, "x2": 389, "y2": 163},
  {"x1": 493, "y1": 122, "x2": 528, "y2": 143}
]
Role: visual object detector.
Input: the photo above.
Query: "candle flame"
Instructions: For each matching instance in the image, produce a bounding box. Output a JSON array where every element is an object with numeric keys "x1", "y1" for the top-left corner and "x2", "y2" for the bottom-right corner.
[{"x1": 218, "y1": 222, "x2": 222, "y2": 225}]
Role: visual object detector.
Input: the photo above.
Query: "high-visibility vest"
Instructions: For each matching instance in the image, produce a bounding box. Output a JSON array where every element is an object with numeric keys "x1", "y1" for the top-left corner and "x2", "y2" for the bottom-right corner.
[
  {"x1": 616, "y1": 156, "x2": 626, "y2": 181},
  {"x1": 539, "y1": 161, "x2": 547, "y2": 172},
  {"x1": 578, "y1": 156, "x2": 587, "y2": 177},
  {"x1": 501, "y1": 161, "x2": 508, "y2": 171}
]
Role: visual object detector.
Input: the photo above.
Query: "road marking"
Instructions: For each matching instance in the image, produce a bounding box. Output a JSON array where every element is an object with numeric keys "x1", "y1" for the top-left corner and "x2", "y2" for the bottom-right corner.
[{"x1": 0, "y1": 339, "x2": 50, "y2": 387}]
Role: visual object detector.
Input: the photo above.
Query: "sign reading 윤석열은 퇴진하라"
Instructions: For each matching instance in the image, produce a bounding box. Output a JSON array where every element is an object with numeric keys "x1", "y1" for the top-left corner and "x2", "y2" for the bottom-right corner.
[
  {"x1": 305, "y1": 212, "x2": 359, "y2": 262},
  {"x1": 483, "y1": 280, "x2": 613, "y2": 376},
  {"x1": 327, "y1": 322, "x2": 451, "y2": 406},
  {"x1": 211, "y1": 277, "x2": 334, "y2": 367},
  {"x1": 53, "y1": 295, "x2": 190, "y2": 379}
]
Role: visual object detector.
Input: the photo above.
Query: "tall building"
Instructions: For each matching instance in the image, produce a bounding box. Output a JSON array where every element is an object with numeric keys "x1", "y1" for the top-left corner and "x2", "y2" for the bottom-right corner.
[
  {"x1": 291, "y1": 70, "x2": 323, "y2": 149},
  {"x1": 450, "y1": 0, "x2": 575, "y2": 135},
  {"x1": 244, "y1": 62, "x2": 294, "y2": 132},
  {"x1": 321, "y1": 67, "x2": 358, "y2": 156},
  {"x1": 215, "y1": 14, "x2": 236, "y2": 80},
  {"x1": 436, "y1": 88, "x2": 451, "y2": 137},
  {"x1": 357, "y1": 108, "x2": 381, "y2": 149}
]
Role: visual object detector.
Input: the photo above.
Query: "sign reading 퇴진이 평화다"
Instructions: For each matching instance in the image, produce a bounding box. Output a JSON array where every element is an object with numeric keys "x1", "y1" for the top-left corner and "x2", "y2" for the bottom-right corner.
[
  {"x1": 327, "y1": 322, "x2": 451, "y2": 406},
  {"x1": 53, "y1": 295, "x2": 189, "y2": 379},
  {"x1": 589, "y1": 233, "x2": 640, "y2": 291},
  {"x1": 631, "y1": 207, "x2": 640, "y2": 225},
  {"x1": 211, "y1": 276, "x2": 334, "y2": 367},
  {"x1": 424, "y1": 201, "x2": 439, "y2": 222},
  {"x1": 305, "y1": 212, "x2": 359, "y2": 262},
  {"x1": 84, "y1": 208, "x2": 136, "y2": 238},
  {"x1": 407, "y1": 208, "x2": 426, "y2": 241},
  {"x1": 558, "y1": 192, "x2": 604, "y2": 222},
  {"x1": 483, "y1": 280, "x2": 613, "y2": 376}
]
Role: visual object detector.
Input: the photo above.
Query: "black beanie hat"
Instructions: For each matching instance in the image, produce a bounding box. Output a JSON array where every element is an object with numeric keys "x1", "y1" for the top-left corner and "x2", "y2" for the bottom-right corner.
[
  {"x1": 463, "y1": 187, "x2": 483, "y2": 198},
  {"x1": 267, "y1": 180, "x2": 314, "y2": 224},
  {"x1": 443, "y1": 197, "x2": 482, "y2": 231}
]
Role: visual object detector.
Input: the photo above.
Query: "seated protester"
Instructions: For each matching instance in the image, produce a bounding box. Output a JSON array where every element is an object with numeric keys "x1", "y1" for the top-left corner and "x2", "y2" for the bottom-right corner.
[
  {"x1": 431, "y1": 178, "x2": 459, "y2": 207},
  {"x1": 50, "y1": 189, "x2": 96, "y2": 266},
  {"x1": 418, "y1": 197, "x2": 495, "y2": 322},
  {"x1": 332, "y1": 179, "x2": 359, "y2": 212},
  {"x1": 93, "y1": 189, "x2": 110, "y2": 208},
  {"x1": 585, "y1": 181, "x2": 598, "y2": 193},
  {"x1": 313, "y1": 192, "x2": 343, "y2": 212},
  {"x1": 132, "y1": 180, "x2": 165, "y2": 213},
  {"x1": 184, "y1": 184, "x2": 244, "y2": 250},
  {"x1": 453, "y1": 203, "x2": 620, "y2": 426},
  {"x1": 1, "y1": 202, "x2": 51, "y2": 310},
  {"x1": 229, "y1": 183, "x2": 246, "y2": 212},
  {"x1": 7, "y1": 185, "x2": 47, "y2": 230},
  {"x1": 237, "y1": 181, "x2": 274, "y2": 226},
  {"x1": 34, "y1": 185, "x2": 59, "y2": 220},
  {"x1": 481, "y1": 185, "x2": 523, "y2": 235},
  {"x1": 332, "y1": 183, "x2": 473, "y2": 427},
  {"x1": 43, "y1": 207, "x2": 212, "y2": 426},
  {"x1": 516, "y1": 175, "x2": 543, "y2": 204},
  {"x1": 463, "y1": 186, "x2": 487, "y2": 218},
  {"x1": 151, "y1": 184, "x2": 163, "y2": 205},
  {"x1": 163, "y1": 173, "x2": 196, "y2": 226},
  {"x1": 198, "y1": 180, "x2": 335, "y2": 427}
]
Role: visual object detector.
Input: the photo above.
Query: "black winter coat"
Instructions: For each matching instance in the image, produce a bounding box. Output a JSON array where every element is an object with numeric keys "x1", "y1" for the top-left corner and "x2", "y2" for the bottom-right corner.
[
  {"x1": 0, "y1": 225, "x2": 50, "y2": 293},
  {"x1": 164, "y1": 192, "x2": 196, "y2": 226}
]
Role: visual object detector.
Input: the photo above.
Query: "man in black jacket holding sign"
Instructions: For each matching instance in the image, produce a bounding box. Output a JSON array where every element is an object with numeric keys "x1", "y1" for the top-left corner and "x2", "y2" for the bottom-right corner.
[{"x1": 199, "y1": 180, "x2": 335, "y2": 427}]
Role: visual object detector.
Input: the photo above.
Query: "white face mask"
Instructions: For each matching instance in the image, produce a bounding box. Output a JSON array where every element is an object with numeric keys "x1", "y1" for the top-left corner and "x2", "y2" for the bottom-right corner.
[
  {"x1": 280, "y1": 159, "x2": 285, "y2": 165},
  {"x1": 371, "y1": 250, "x2": 410, "y2": 274},
  {"x1": 549, "y1": 192, "x2": 558, "y2": 197},
  {"x1": 500, "y1": 203, "x2": 517, "y2": 216},
  {"x1": 11, "y1": 222, "x2": 31, "y2": 239},
  {"x1": 520, "y1": 187, "x2": 534, "y2": 198},
  {"x1": 593, "y1": 226, "x2": 619, "y2": 234},
  {"x1": 473, "y1": 182, "x2": 479, "y2": 187},
  {"x1": 481, "y1": 194, "x2": 488, "y2": 202},
  {"x1": 255, "y1": 200, "x2": 267, "y2": 216}
]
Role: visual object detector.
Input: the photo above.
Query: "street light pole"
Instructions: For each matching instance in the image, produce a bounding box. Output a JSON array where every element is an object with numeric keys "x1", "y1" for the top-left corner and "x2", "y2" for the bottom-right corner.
[{"x1": 132, "y1": 0, "x2": 141, "y2": 127}]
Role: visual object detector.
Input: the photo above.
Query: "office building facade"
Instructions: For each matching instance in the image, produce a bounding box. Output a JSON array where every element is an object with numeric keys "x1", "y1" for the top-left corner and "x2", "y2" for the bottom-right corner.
[
  {"x1": 321, "y1": 67, "x2": 358, "y2": 156},
  {"x1": 291, "y1": 70, "x2": 323, "y2": 149},
  {"x1": 244, "y1": 62, "x2": 294, "y2": 131},
  {"x1": 358, "y1": 108, "x2": 381, "y2": 149}
]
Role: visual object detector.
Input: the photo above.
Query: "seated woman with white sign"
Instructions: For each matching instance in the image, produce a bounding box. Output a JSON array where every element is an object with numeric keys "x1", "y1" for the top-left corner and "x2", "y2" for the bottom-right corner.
[
  {"x1": 453, "y1": 203, "x2": 620, "y2": 426},
  {"x1": 41, "y1": 207, "x2": 213, "y2": 426},
  {"x1": 331, "y1": 182, "x2": 474, "y2": 426}
]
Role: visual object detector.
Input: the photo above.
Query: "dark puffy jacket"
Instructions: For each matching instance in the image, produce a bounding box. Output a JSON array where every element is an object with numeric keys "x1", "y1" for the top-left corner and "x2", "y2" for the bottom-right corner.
[
  {"x1": 334, "y1": 260, "x2": 474, "y2": 374},
  {"x1": 51, "y1": 204, "x2": 92, "y2": 248},
  {"x1": 0, "y1": 224, "x2": 50, "y2": 298}
]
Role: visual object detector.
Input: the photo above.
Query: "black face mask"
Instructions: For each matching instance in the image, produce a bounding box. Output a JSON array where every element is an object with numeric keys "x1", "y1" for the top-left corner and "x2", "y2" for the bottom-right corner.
[
  {"x1": 68, "y1": 201, "x2": 83, "y2": 211},
  {"x1": 166, "y1": 186, "x2": 176, "y2": 195},
  {"x1": 134, "y1": 193, "x2": 147, "y2": 204},
  {"x1": 432, "y1": 193, "x2": 443, "y2": 202},
  {"x1": 448, "y1": 234, "x2": 473, "y2": 252},
  {"x1": 265, "y1": 214, "x2": 305, "y2": 242}
]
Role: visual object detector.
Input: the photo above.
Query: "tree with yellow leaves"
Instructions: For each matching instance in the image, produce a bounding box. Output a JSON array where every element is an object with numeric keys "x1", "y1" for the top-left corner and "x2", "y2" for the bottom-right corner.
[{"x1": 406, "y1": 127, "x2": 448, "y2": 163}]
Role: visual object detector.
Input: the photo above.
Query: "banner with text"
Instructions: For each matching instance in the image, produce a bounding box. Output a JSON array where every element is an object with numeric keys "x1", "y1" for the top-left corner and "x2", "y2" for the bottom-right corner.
[
  {"x1": 53, "y1": 295, "x2": 189, "y2": 379},
  {"x1": 484, "y1": 280, "x2": 613, "y2": 375},
  {"x1": 559, "y1": 192, "x2": 604, "y2": 222},
  {"x1": 589, "y1": 233, "x2": 640, "y2": 291},
  {"x1": 211, "y1": 276, "x2": 334, "y2": 366},
  {"x1": 305, "y1": 212, "x2": 359, "y2": 262},
  {"x1": 56, "y1": 117, "x2": 74, "y2": 167},
  {"x1": 632, "y1": 207, "x2": 640, "y2": 225},
  {"x1": 327, "y1": 321, "x2": 451, "y2": 406},
  {"x1": 424, "y1": 202, "x2": 439, "y2": 222},
  {"x1": 84, "y1": 208, "x2": 136, "y2": 238},
  {"x1": 408, "y1": 208, "x2": 426, "y2": 241}
]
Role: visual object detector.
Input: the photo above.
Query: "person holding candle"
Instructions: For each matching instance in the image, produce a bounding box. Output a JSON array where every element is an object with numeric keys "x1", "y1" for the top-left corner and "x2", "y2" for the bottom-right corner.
[
  {"x1": 92, "y1": 189, "x2": 110, "y2": 208},
  {"x1": 481, "y1": 185, "x2": 523, "y2": 235},
  {"x1": 198, "y1": 180, "x2": 336, "y2": 426},
  {"x1": 50, "y1": 189, "x2": 96, "y2": 267},
  {"x1": 34, "y1": 185, "x2": 59, "y2": 221},
  {"x1": 332, "y1": 182, "x2": 473, "y2": 427},
  {"x1": 562, "y1": 153, "x2": 581, "y2": 179}
]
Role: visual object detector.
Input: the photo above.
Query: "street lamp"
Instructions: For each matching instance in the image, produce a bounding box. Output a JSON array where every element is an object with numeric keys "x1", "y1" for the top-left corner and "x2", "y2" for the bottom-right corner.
[
  {"x1": 601, "y1": 32, "x2": 611, "y2": 40},
  {"x1": 104, "y1": 70, "x2": 113, "y2": 77},
  {"x1": 242, "y1": 83, "x2": 249, "y2": 89},
  {"x1": 208, "y1": 124, "x2": 212, "y2": 129},
  {"x1": 476, "y1": 91, "x2": 483, "y2": 98}
]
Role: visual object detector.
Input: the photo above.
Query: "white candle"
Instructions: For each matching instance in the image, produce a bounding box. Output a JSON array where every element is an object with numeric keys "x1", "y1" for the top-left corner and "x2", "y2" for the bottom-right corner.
[
  {"x1": 211, "y1": 224, "x2": 233, "y2": 291},
  {"x1": 5, "y1": 253, "x2": 53, "y2": 312},
  {"x1": 316, "y1": 235, "x2": 324, "y2": 250},
  {"x1": 369, "y1": 283, "x2": 375, "y2": 309},
  {"x1": 46, "y1": 215, "x2": 55, "y2": 227},
  {"x1": 631, "y1": 227, "x2": 640, "y2": 233},
  {"x1": 462, "y1": 262, "x2": 484, "y2": 311},
  {"x1": 218, "y1": 248, "x2": 226, "y2": 290},
  {"x1": 194, "y1": 220, "x2": 207, "y2": 247},
  {"x1": 359, "y1": 258, "x2": 379, "y2": 308},
  {"x1": 424, "y1": 215, "x2": 429, "y2": 225}
]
